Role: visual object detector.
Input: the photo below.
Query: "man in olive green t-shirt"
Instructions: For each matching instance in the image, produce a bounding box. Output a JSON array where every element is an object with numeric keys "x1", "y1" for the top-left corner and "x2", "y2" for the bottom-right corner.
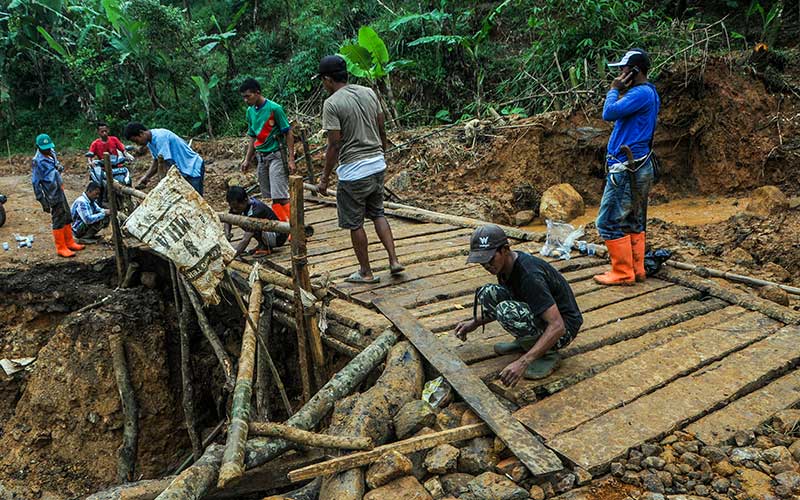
[
  {"x1": 315, "y1": 55, "x2": 403, "y2": 284},
  {"x1": 238, "y1": 78, "x2": 295, "y2": 222}
]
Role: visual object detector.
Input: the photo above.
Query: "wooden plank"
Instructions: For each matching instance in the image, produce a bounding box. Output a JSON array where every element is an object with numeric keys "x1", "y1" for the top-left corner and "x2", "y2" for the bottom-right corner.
[
  {"x1": 685, "y1": 368, "x2": 800, "y2": 445},
  {"x1": 306, "y1": 224, "x2": 464, "y2": 261},
  {"x1": 287, "y1": 423, "x2": 491, "y2": 483},
  {"x1": 570, "y1": 280, "x2": 604, "y2": 297},
  {"x1": 471, "y1": 305, "x2": 745, "y2": 402},
  {"x1": 323, "y1": 246, "x2": 470, "y2": 280},
  {"x1": 547, "y1": 325, "x2": 800, "y2": 474},
  {"x1": 357, "y1": 274, "x2": 489, "y2": 309},
  {"x1": 581, "y1": 286, "x2": 702, "y2": 330},
  {"x1": 515, "y1": 311, "x2": 781, "y2": 439},
  {"x1": 576, "y1": 280, "x2": 672, "y2": 313},
  {"x1": 374, "y1": 299, "x2": 563, "y2": 475}
]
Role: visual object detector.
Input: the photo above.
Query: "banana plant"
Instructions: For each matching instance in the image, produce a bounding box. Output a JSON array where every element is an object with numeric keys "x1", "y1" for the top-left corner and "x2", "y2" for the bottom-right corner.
[{"x1": 191, "y1": 74, "x2": 219, "y2": 138}]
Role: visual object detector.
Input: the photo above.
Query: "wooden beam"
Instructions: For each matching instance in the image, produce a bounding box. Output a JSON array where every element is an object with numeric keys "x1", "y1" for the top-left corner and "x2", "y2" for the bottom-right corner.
[
  {"x1": 288, "y1": 423, "x2": 490, "y2": 483},
  {"x1": 373, "y1": 299, "x2": 563, "y2": 476},
  {"x1": 103, "y1": 153, "x2": 127, "y2": 285},
  {"x1": 249, "y1": 422, "x2": 373, "y2": 450}
]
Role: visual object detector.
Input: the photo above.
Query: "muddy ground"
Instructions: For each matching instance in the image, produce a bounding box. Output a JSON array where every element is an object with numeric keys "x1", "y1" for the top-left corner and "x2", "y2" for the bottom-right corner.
[{"x1": 1, "y1": 52, "x2": 799, "y2": 499}]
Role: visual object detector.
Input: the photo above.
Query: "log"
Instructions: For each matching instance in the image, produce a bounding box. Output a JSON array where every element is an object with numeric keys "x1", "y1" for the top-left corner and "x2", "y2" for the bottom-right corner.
[
  {"x1": 104, "y1": 153, "x2": 127, "y2": 285},
  {"x1": 155, "y1": 444, "x2": 224, "y2": 500},
  {"x1": 657, "y1": 267, "x2": 800, "y2": 325},
  {"x1": 272, "y1": 309, "x2": 361, "y2": 357},
  {"x1": 227, "y1": 259, "x2": 326, "y2": 299},
  {"x1": 182, "y1": 277, "x2": 236, "y2": 390},
  {"x1": 249, "y1": 422, "x2": 374, "y2": 450},
  {"x1": 85, "y1": 478, "x2": 174, "y2": 500},
  {"x1": 245, "y1": 329, "x2": 400, "y2": 469},
  {"x1": 110, "y1": 181, "x2": 309, "y2": 236},
  {"x1": 303, "y1": 183, "x2": 544, "y2": 242},
  {"x1": 667, "y1": 260, "x2": 800, "y2": 296},
  {"x1": 288, "y1": 423, "x2": 491, "y2": 483},
  {"x1": 319, "y1": 340, "x2": 424, "y2": 500},
  {"x1": 109, "y1": 334, "x2": 139, "y2": 483},
  {"x1": 254, "y1": 286, "x2": 273, "y2": 421},
  {"x1": 172, "y1": 263, "x2": 202, "y2": 460},
  {"x1": 218, "y1": 279, "x2": 262, "y2": 488},
  {"x1": 263, "y1": 478, "x2": 321, "y2": 500}
]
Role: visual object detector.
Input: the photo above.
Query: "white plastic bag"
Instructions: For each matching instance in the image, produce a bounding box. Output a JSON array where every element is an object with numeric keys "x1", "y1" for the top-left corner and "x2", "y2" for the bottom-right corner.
[{"x1": 540, "y1": 219, "x2": 584, "y2": 260}]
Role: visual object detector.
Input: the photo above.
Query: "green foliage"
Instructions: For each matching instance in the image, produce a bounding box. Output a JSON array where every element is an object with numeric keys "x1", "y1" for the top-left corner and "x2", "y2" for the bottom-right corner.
[{"x1": 746, "y1": 0, "x2": 783, "y2": 46}]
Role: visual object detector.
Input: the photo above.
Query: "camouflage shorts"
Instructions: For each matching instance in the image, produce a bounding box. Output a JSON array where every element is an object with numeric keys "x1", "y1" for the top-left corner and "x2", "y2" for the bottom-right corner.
[{"x1": 474, "y1": 284, "x2": 576, "y2": 350}]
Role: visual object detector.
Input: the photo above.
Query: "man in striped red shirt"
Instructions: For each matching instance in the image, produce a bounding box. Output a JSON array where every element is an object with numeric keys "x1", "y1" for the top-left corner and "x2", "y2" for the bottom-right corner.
[{"x1": 238, "y1": 78, "x2": 295, "y2": 221}]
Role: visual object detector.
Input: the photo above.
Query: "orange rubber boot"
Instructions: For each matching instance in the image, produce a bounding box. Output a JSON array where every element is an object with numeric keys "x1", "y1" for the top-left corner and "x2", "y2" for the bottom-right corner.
[
  {"x1": 63, "y1": 225, "x2": 85, "y2": 251},
  {"x1": 630, "y1": 232, "x2": 646, "y2": 282},
  {"x1": 53, "y1": 228, "x2": 75, "y2": 258},
  {"x1": 593, "y1": 235, "x2": 635, "y2": 286},
  {"x1": 272, "y1": 202, "x2": 289, "y2": 222},
  {"x1": 280, "y1": 202, "x2": 291, "y2": 222}
]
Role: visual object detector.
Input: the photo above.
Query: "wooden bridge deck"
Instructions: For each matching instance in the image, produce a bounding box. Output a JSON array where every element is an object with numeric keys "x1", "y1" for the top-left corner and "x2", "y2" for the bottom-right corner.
[{"x1": 253, "y1": 200, "x2": 800, "y2": 475}]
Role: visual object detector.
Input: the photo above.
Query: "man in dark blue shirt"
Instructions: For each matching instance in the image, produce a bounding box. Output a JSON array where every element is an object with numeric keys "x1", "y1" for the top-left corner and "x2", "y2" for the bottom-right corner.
[
  {"x1": 455, "y1": 225, "x2": 583, "y2": 386},
  {"x1": 594, "y1": 48, "x2": 660, "y2": 286},
  {"x1": 223, "y1": 185, "x2": 288, "y2": 257}
]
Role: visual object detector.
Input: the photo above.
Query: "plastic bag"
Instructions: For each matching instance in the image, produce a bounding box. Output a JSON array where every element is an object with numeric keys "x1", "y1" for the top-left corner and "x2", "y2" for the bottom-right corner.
[
  {"x1": 644, "y1": 249, "x2": 672, "y2": 276},
  {"x1": 540, "y1": 220, "x2": 584, "y2": 260},
  {"x1": 422, "y1": 376, "x2": 452, "y2": 410}
]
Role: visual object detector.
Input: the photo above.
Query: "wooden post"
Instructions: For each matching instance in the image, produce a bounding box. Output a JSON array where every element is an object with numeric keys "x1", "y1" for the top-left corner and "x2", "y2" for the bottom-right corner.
[
  {"x1": 299, "y1": 127, "x2": 315, "y2": 183},
  {"x1": 103, "y1": 152, "x2": 126, "y2": 285},
  {"x1": 217, "y1": 279, "x2": 262, "y2": 488},
  {"x1": 157, "y1": 154, "x2": 167, "y2": 180},
  {"x1": 290, "y1": 175, "x2": 325, "y2": 397},
  {"x1": 109, "y1": 334, "x2": 139, "y2": 483}
]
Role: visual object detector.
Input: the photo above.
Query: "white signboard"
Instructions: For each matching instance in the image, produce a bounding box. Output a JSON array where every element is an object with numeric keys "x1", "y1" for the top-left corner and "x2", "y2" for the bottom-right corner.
[{"x1": 125, "y1": 168, "x2": 235, "y2": 304}]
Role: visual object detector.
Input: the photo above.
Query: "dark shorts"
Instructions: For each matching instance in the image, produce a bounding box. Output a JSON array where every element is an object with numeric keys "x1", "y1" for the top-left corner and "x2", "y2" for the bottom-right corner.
[
  {"x1": 50, "y1": 191, "x2": 72, "y2": 230},
  {"x1": 182, "y1": 162, "x2": 205, "y2": 196},
  {"x1": 336, "y1": 171, "x2": 386, "y2": 230}
]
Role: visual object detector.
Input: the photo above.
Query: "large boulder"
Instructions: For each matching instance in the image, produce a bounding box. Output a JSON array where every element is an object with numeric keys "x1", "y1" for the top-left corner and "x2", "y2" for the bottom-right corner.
[
  {"x1": 539, "y1": 183, "x2": 585, "y2": 223},
  {"x1": 746, "y1": 185, "x2": 789, "y2": 217}
]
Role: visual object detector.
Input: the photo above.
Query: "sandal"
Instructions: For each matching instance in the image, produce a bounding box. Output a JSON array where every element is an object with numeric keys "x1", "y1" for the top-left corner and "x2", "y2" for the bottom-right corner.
[{"x1": 344, "y1": 271, "x2": 380, "y2": 284}]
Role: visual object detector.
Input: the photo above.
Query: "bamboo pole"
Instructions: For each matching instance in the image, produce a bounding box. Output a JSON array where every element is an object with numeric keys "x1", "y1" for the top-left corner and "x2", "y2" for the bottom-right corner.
[
  {"x1": 103, "y1": 153, "x2": 127, "y2": 285},
  {"x1": 303, "y1": 182, "x2": 544, "y2": 242},
  {"x1": 181, "y1": 277, "x2": 236, "y2": 390},
  {"x1": 227, "y1": 259, "x2": 326, "y2": 298},
  {"x1": 273, "y1": 309, "x2": 361, "y2": 358},
  {"x1": 155, "y1": 444, "x2": 224, "y2": 500},
  {"x1": 289, "y1": 423, "x2": 490, "y2": 483},
  {"x1": 666, "y1": 260, "x2": 800, "y2": 296},
  {"x1": 290, "y1": 176, "x2": 326, "y2": 394},
  {"x1": 110, "y1": 181, "x2": 310, "y2": 236},
  {"x1": 248, "y1": 422, "x2": 373, "y2": 450},
  {"x1": 254, "y1": 286, "x2": 272, "y2": 421},
  {"x1": 172, "y1": 263, "x2": 202, "y2": 460},
  {"x1": 109, "y1": 334, "x2": 139, "y2": 483},
  {"x1": 217, "y1": 279, "x2": 262, "y2": 488}
]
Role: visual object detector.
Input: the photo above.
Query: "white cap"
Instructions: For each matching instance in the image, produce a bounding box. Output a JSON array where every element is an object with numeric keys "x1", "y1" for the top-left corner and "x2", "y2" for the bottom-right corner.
[{"x1": 607, "y1": 49, "x2": 650, "y2": 69}]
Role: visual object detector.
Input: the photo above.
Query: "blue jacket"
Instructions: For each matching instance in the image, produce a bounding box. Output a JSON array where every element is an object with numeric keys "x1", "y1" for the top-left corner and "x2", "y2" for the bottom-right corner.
[
  {"x1": 31, "y1": 150, "x2": 63, "y2": 205},
  {"x1": 71, "y1": 192, "x2": 106, "y2": 231},
  {"x1": 603, "y1": 82, "x2": 660, "y2": 166}
]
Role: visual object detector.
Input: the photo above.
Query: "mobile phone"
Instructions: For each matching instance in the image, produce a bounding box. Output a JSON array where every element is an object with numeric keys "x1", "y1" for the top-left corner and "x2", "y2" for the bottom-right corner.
[{"x1": 630, "y1": 66, "x2": 640, "y2": 76}]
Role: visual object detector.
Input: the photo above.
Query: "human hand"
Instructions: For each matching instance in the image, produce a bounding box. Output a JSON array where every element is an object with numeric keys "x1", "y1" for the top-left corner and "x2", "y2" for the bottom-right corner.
[
  {"x1": 316, "y1": 178, "x2": 329, "y2": 197},
  {"x1": 454, "y1": 318, "x2": 478, "y2": 342},
  {"x1": 288, "y1": 159, "x2": 296, "y2": 174},
  {"x1": 135, "y1": 177, "x2": 148, "y2": 190},
  {"x1": 499, "y1": 357, "x2": 530, "y2": 387},
  {"x1": 240, "y1": 159, "x2": 250, "y2": 173},
  {"x1": 611, "y1": 71, "x2": 634, "y2": 91},
  {"x1": 104, "y1": 209, "x2": 111, "y2": 216}
]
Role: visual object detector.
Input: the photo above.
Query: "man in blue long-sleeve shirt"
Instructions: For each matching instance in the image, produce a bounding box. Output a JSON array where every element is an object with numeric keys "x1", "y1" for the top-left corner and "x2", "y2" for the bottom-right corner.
[
  {"x1": 71, "y1": 181, "x2": 110, "y2": 242},
  {"x1": 31, "y1": 133, "x2": 85, "y2": 257},
  {"x1": 594, "y1": 49, "x2": 660, "y2": 286}
]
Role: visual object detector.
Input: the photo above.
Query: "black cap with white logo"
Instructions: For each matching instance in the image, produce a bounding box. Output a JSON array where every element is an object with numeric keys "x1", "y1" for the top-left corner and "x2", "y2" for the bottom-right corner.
[
  {"x1": 467, "y1": 224, "x2": 509, "y2": 264},
  {"x1": 607, "y1": 48, "x2": 650, "y2": 73}
]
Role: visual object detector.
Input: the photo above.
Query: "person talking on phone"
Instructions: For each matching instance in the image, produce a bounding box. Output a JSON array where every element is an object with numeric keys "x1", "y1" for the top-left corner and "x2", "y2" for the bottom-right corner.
[{"x1": 594, "y1": 48, "x2": 661, "y2": 286}]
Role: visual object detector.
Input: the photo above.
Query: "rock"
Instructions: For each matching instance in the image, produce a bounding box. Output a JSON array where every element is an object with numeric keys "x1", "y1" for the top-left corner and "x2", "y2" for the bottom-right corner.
[
  {"x1": 540, "y1": 482, "x2": 555, "y2": 498},
  {"x1": 726, "y1": 247, "x2": 755, "y2": 267},
  {"x1": 789, "y1": 196, "x2": 800, "y2": 210},
  {"x1": 678, "y1": 463, "x2": 693, "y2": 475},
  {"x1": 574, "y1": 466, "x2": 592, "y2": 486},
  {"x1": 140, "y1": 272, "x2": 158, "y2": 289},
  {"x1": 774, "y1": 484, "x2": 792, "y2": 498},
  {"x1": 435, "y1": 407, "x2": 464, "y2": 431},
  {"x1": 495, "y1": 457, "x2": 528, "y2": 483},
  {"x1": 621, "y1": 471, "x2": 640, "y2": 486},
  {"x1": 554, "y1": 472, "x2": 576, "y2": 493},
  {"x1": 386, "y1": 170, "x2": 412, "y2": 192},
  {"x1": 789, "y1": 440, "x2": 800, "y2": 462},
  {"x1": 713, "y1": 460, "x2": 735, "y2": 477},
  {"x1": 738, "y1": 468, "x2": 774, "y2": 500},
  {"x1": 529, "y1": 485, "x2": 545, "y2": 500},
  {"x1": 755, "y1": 435, "x2": 776, "y2": 449},
  {"x1": 642, "y1": 443, "x2": 663, "y2": 457},
  {"x1": 364, "y1": 475, "x2": 433, "y2": 500},
  {"x1": 735, "y1": 429, "x2": 756, "y2": 446},
  {"x1": 758, "y1": 460, "x2": 773, "y2": 474},
  {"x1": 441, "y1": 473, "x2": 475, "y2": 497},
  {"x1": 514, "y1": 210, "x2": 535, "y2": 227},
  {"x1": 458, "y1": 437, "x2": 498, "y2": 475},
  {"x1": 460, "y1": 410, "x2": 482, "y2": 426},
  {"x1": 774, "y1": 471, "x2": 800, "y2": 492},
  {"x1": 771, "y1": 460, "x2": 800, "y2": 474},
  {"x1": 642, "y1": 471, "x2": 665, "y2": 493},
  {"x1": 660, "y1": 449, "x2": 677, "y2": 464},
  {"x1": 611, "y1": 462, "x2": 625, "y2": 477},
  {"x1": 764, "y1": 446, "x2": 793, "y2": 464},
  {"x1": 680, "y1": 452, "x2": 703, "y2": 469},
  {"x1": 425, "y1": 444, "x2": 460, "y2": 475},
  {"x1": 395, "y1": 400, "x2": 437, "y2": 439},
  {"x1": 693, "y1": 484, "x2": 709, "y2": 496},
  {"x1": 746, "y1": 185, "x2": 789, "y2": 217},
  {"x1": 711, "y1": 477, "x2": 730, "y2": 493},
  {"x1": 643, "y1": 456, "x2": 667, "y2": 470},
  {"x1": 730, "y1": 447, "x2": 762, "y2": 465},
  {"x1": 661, "y1": 435, "x2": 678, "y2": 445},
  {"x1": 539, "y1": 183, "x2": 585, "y2": 223},
  {"x1": 701, "y1": 446, "x2": 727, "y2": 463},
  {"x1": 409, "y1": 427, "x2": 436, "y2": 480},
  {"x1": 656, "y1": 470, "x2": 673, "y2": 488},
  {"x1": 672, "y1": 441, "x2": 699, "y2": 455},
  {"x1": 758, "y1": 285, "x2": 790, "y2": 306},
  {"x1": 774, "y1": 410, "x2": 800, "y2": 434},
  {"x1": 423, "y1": 477, "x2": 445, "y2": 499},
  {"x1": 640, "y1": 494, "x2": 665, "y2": 500},
  {"x1": 366, "y1": 450, "x2": 414, "y2": 489},
  {"x1": 467, "y1": 472, "x2": 528, "y2": 500},
  {"x1": 763, "y1": 262, "x2": 791, "y2": 282}
]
